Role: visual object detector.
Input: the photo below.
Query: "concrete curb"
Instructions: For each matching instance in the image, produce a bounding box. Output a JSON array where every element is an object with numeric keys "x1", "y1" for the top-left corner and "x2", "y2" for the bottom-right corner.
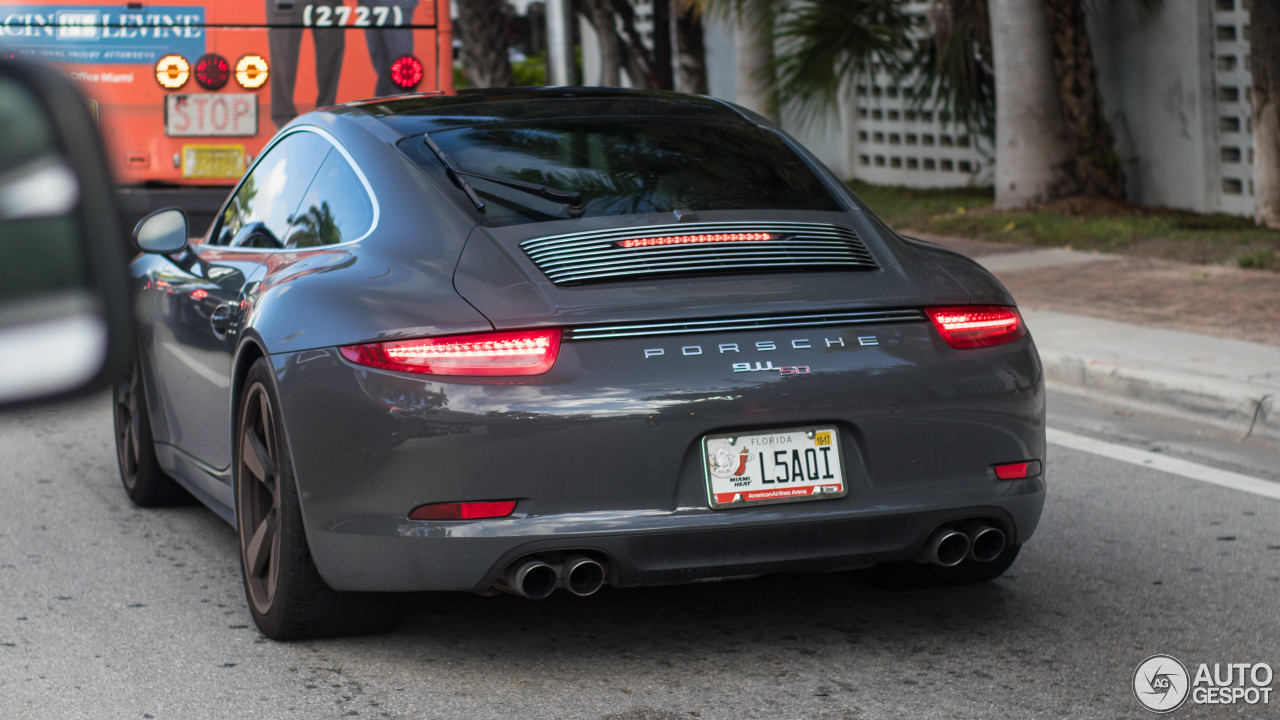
[
  {"x1": 1039, "y1": 350, "x2": 1279, "y2": 441},
  {"x1": 1020, "y1": 308, "x2": 1280, "y2": 442}
]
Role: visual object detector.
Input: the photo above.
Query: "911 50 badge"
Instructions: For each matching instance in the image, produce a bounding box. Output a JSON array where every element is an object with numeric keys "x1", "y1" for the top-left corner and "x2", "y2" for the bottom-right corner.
[{"x1": 702, "y1": 426, "x2": 847, "y2": 509}]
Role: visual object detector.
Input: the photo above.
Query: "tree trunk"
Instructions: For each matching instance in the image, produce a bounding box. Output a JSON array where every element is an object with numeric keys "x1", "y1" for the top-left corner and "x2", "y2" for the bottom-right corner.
[
  {"x1": 1041, "y1": 0, "x2": 1126, "y2": 199},
  {"x1": 676, "y1": 2, "x2": 708, "y2": 94},
  {"x1": 609, "y1": 0, "x2": 660, "y2": 88},
  {"x1": 989, "y1": 0, "x2": 1074, "y2": 208},
  {"x1": 455, "y1": 0, "x2": 512, "y2": 88},
  {"x1": 1246, "y1": 0, "x2": 1280, "y2": 228},
  {"x1": 735, "y1": 5, "x2": 777, "y2": 121},
  {"x1": 583, "y1": 0, "x2": 622, "y2": 86}
]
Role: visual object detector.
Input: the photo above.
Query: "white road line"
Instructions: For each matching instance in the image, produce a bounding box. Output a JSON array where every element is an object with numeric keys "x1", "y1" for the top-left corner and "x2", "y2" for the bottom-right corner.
[{"x1": 1047, "y1": 428, "x2": 1280, "y2": 501}]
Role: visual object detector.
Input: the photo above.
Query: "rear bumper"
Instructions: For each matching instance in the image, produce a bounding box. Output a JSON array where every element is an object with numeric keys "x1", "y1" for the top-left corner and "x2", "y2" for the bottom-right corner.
[
  {"x1": 300, "y1": 490, "x2": 1044, "y2": 592},
  {"x1": 271, "y1": 321, "x2": 1046, "y2": 592}
]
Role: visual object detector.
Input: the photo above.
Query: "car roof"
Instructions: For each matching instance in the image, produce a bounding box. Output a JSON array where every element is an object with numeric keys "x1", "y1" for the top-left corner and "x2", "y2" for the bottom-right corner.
[{"x1": 341, "y1": 87, "x2": 758, "y2": 136}]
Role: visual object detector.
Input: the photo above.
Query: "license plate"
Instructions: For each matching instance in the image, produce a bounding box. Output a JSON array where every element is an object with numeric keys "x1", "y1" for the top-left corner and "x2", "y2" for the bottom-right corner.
[
  {"x1": 703, "y1": 426, "x2": 846, "y2": 509},
  {"x1": 165, "y1": 94, "x2": 257, "y2": 137},
  {"x1": 181, "y1": 145, "x2": 246, "y2": 180}
]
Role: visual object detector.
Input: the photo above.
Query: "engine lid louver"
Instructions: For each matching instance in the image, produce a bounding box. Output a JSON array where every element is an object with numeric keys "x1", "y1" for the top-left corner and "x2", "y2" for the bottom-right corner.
[
  {"x1": 565, "y1": 309, "x2": 926, "y2": 341},
  {"x1": 520, "y1": 222, "x2": 878, "y2": 285}
]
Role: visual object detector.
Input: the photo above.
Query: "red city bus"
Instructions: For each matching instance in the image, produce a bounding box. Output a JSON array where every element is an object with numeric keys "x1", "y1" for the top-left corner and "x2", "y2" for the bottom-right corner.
[{"x1": 0, "y1": 1, "x2": 452, "y2": 230}]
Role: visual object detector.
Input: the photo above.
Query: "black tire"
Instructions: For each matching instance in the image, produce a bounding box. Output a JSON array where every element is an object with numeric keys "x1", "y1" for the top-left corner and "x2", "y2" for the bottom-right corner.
[
  {"x1": 113, "y1": 364, "x2": 188, "y2": 507},
  {"x1": 234, "y1": 359, "x2": 404, "y2": 640},
  {"x1": 857, "y1": 544, "x2": 1022, "y2": 590}
]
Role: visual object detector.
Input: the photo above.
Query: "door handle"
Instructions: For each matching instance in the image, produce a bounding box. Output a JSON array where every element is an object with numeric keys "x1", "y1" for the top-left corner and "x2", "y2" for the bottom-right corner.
[{"x1": 210, "y1": 303, "x2": 236, "y2": 333}]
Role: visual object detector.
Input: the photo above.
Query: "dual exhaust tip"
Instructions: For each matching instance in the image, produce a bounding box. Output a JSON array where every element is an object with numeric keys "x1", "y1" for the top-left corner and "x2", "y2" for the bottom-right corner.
[
  {"x1": 500, "y1": 527, "x2": 1001, "y2": 595},
  {"x1": 498, "y1": 554, "x2": 607, "y2": 599},
  {"x1": 920, "y1": 522, "x2": 1006, "y2": 567}
]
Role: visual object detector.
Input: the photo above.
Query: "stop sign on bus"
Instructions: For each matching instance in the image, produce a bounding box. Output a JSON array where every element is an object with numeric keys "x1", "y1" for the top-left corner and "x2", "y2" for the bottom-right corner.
[{"x1": 165, "y1": 93, "x2": 257, "y2": 136}]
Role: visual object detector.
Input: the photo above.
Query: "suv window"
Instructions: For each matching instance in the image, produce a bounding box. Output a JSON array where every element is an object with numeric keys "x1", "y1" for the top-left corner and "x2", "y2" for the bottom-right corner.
[
  {"x1": 213, "y1": 130, "x2": 332, "y2": 247},
  {"x1": 284, "y1": 151, "x2": 374, "y2": 248},
  {"x1": 399, "y1": 118, "x2": 843, "y2": 226}
]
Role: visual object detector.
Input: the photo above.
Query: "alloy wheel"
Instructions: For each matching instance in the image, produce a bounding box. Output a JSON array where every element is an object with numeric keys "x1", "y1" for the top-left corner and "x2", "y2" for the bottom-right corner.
[
  {"x1": 237, "y1": 382, "x2": 283, "y2": 616},
  {"x1": 113, "y1": 368, "x2": 142, "y2": 490}
]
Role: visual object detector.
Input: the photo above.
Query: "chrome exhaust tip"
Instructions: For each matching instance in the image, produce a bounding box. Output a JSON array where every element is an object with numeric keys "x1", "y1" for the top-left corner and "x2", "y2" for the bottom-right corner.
[
  {"x1": 962, "y1": 523, "x2": 1007, "y2": 563},
  {"x1": 498, "y1": 558, "x2": 558, "y2": 599},
  {"x1": 563, "y1": 554, "x2": 607, "y2": 597},
  {"x1": 921, "y1": 528, "x2": 970, "y2": 567}
]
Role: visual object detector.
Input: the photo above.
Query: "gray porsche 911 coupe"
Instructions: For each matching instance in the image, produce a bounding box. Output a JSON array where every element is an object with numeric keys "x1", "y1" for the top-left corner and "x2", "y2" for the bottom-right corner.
[{"x1": 119, "y1": 88, "x2": 1045, "y2": 640}]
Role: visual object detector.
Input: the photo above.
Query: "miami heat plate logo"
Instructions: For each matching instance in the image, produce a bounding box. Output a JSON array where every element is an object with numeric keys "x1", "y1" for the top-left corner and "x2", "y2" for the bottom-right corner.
[{"x1": 708, "y1": 445, "x2": 753, "y2": 478}]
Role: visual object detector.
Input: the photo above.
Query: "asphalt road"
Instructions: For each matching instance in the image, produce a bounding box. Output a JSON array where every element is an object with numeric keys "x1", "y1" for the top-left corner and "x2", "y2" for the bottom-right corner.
[{"x1": 1, "y1": 392, "x2": 1277, "y2": 719}]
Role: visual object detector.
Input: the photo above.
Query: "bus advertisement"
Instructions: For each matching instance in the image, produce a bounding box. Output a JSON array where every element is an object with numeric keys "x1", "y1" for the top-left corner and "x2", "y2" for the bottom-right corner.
[{"x1": 0, "y1": 1, "x2": 452, "y2": 230}]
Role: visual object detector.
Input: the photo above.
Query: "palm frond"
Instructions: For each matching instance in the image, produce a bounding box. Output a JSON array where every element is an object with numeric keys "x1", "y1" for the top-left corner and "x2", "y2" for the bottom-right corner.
[
  {"x1": 911, "y1": 0, "x2": 995, "y2": 138},
  {"x1": 773, "y1": 0, "x2": 916, "y2": 122}
]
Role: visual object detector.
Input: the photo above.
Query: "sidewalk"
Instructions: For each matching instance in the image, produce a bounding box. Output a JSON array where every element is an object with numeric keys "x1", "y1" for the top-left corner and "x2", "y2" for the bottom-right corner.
[{"x1": 919, "y1": 234, "x2": 1280, "y2": 441}]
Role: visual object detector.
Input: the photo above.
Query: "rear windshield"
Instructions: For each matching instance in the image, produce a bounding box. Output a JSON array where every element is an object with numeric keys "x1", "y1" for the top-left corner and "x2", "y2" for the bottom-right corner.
[{"x1": 399, "y1": 118, "x2": 843, "y2": 225}]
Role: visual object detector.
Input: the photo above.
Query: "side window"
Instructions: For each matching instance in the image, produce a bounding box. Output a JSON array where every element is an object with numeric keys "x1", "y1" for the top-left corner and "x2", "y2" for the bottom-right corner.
[
  {"x1": 285, "y1": 151, "x2": 375, "y2": 248},
  {"x1": 213, "y1": 131, "x2": 332, "y2": 247}
]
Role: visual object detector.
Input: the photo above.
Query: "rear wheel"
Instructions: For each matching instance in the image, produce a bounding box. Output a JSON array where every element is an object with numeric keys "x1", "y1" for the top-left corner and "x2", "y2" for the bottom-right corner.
[
  {"x1": 857, "y1": 544, "x2": 1022, "y2": 590},
  {"x1": 113, "y1": 364, "x2": 187, "y2": 507},
  {"x1": 235, "y1": 359, "x2": 403, "y2": 640}
]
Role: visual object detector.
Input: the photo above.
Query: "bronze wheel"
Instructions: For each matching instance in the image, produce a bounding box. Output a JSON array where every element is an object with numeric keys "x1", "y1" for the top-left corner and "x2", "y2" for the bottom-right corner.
[
  {"x1": 233, "y1": 358, "x2": 404, "y2": 639},
  {"x1": 113, "y1": 364, "x2": 184, "y2": 506},
  {"x1": 236, "y1": 378, "x2": 282, "y2": 616}
]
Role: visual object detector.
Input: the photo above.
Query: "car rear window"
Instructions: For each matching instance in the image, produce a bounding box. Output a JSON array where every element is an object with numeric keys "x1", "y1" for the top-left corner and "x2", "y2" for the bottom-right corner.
[{"x1": 399, "y1": 118, "x2": 843, "y2": 226}]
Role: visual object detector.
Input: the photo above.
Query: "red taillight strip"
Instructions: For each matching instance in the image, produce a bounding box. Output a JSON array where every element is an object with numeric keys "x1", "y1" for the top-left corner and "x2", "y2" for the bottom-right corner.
[
  {"x1": 616, "y1": 232, "x2": 774, "y2": 248},
  {"x1": 340, "y1": 329, "x2": 561, "y2": 377},
  {"x1": 409, "y1": 501, "x2": 517, "y2": 521},
  {"x1": 926, "y1": 306, "x2": 1026, "y2": 349}
]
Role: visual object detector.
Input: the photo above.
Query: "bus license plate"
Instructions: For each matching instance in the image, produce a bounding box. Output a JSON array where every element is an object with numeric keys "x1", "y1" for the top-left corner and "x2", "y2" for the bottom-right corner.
[
  {"x1": 181, "y1": 145, "x2": 246, "y2": 180},
  {"x1": 165, "y1": 94, "x2": 257, "y2": 137},
  {"x1": 703, "y1": 426, "x2": 846, "y2": 509}
]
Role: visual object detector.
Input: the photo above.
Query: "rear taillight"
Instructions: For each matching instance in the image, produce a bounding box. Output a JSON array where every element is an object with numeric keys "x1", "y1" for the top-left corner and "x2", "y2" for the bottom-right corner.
[
  {"x1": 926, "y1": 306, "x2": 1026, "y2": 349},
  {"x1": 390, "y1": 55, "x2": 423, "y2": 90},
  {"x1": 155, "y1": 54, "x2": 190, "y2": 89},
  {"x1": 194, "y1": 53, "x2": 230, "y2": 90},
  {"x1": 235, "y1": 54, "x2": 269, "y2": 89},
  {"x1": 340, "y1": 329, "x2": 561, "y2": 377},
  {"x1": 409, "y1": 501, "x2": 517, "y2": 521}
]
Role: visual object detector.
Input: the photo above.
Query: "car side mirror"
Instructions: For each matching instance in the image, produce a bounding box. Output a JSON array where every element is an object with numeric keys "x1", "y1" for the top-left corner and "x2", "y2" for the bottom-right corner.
[
  {"x1": 134, "y1": 207, "x2": 190, "y2": 254},
  {"x1": 0, "y1": 59, "x2": 134, "y2": 408}
]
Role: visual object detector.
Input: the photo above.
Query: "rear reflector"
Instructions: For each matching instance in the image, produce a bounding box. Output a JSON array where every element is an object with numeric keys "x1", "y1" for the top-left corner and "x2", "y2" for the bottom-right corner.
[
  {"x1": 993, "y1": 460, "x2": 1042, "y2": 480},
  {"x1": 616, "y1": 232, "x2": 774, "y2": 249},
  {"x1": 340, "y1": 329, "x2": 561, "y2": 377},
  {"x1": 409, "y1": 501, "x2": 517, "y2": 521},
  {"x1": 926, "y1": 306, "x2": 1026, "y2": 349}
]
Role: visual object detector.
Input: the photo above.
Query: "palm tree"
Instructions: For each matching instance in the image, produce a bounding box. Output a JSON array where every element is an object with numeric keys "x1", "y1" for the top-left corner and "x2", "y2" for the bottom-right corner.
[
  {"x1": 676, "y1": 1, "x2": 709, "y2": 93},
  {"x1": 1246, "y1": 0, "x2": 1279, "y2": 228},
  {"x1": 455, "y1": 0, "x2": 513, "y2": 88},
  {"x1": 754, "y1": 0, "x2": 1143, "y2": 207},
  {"x1": 701, "y1": 0, "x2": 915, "y2": 124},
  {"x1": 988, "y1": 0, "x2": 1074, "y2": 208},
  {"x1": 1041, "y1": 0, "x2": 1126, "y2": 199}
]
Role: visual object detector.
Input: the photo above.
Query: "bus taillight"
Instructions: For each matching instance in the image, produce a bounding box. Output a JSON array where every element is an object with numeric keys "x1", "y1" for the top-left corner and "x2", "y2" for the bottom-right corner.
[
  {"x1": 155, "y1": 55, "x2": 190, "y2": 90},
  {"x1": 194, "y1": 54, "x2": 230, "y2": 91},
  {"x1": 235, "y1": 55, "x2": 269, "y2": 90},
  {"x1": 390, "y1": 56, "x2": 423, "y2": 91}
]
